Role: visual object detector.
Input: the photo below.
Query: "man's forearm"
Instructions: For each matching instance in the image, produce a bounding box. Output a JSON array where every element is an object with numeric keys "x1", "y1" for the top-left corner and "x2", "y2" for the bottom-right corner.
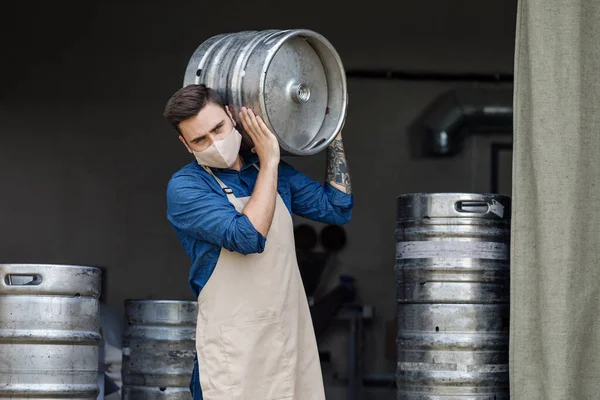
[
  {"x1": 326, "y1": 135, "x2": 352, "y2": 194},
  {"x1": 242, "y1": 162, "x2": 279, "y2": 237}
]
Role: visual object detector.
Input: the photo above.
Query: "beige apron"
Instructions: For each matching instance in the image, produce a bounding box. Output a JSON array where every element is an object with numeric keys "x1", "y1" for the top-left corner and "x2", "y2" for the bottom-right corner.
[{"x1": 195, "y1": 165, "x2": 326, "y2": 400}]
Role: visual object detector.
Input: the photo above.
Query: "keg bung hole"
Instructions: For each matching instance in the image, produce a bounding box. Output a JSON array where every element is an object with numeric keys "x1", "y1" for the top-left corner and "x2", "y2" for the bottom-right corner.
[
  {"x1": 290, "y1": 83, "x2": 310, "y2": 103},
  {"x1": 435, "y1": 326, "x2": 439, "y2": 332},
  {"x1": 73, "y1": 293, "x2": 81, "y2": 298},
  {"x1": 4, "y1": 274, "x2": 42, "y2": 286},
  {"x1": 296, "y1": 84, "x2": 310, "y2": 102},
  {"x1": 196, "y1": 69, "x2": 202, "y2": 77},
  {"x1": 159, "y1": 387, "x2": 167, "y2": 392}
]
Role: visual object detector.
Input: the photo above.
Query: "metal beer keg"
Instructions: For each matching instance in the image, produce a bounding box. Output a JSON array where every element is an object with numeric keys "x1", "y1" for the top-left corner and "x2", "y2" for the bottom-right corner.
[
  {"x1": 183, "y1": 29, "x2": 347, "y2": 156},
  {"x1": 121, "y1": 300, "x2": 198, "y2": 400},
  {"x1": 0, "y1": 264, "x2": 102, "y2": 399},
  {"x1": 395, "y1": 193, "x2": 511, "y2": 399}
]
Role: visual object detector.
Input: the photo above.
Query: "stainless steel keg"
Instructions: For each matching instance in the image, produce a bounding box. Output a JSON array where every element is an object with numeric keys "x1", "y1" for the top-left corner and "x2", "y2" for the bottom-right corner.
[
  {"x1": 395, "y1": 193, "x2": 511, "y2": 399},
  {"x1": 0, "y1": 264, "x2": 102, "y2": 399},
  {"x1": 183, "y1": 29, "x2": 347, "y2": 156},
  {"x1": 121, "y1": 300, "x2": 198, "y2": 400}
]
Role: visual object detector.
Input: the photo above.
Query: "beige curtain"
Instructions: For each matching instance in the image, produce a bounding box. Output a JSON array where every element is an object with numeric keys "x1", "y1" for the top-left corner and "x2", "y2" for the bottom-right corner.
[{"x1": 511, "y1": 1, "x2": 600, "y2": 399}]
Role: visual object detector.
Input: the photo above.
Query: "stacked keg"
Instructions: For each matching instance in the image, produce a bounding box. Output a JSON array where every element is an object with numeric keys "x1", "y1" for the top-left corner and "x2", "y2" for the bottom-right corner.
[
  {"x1": 0, "y1": 264, "x2": 102, "y2": 399},
  {"x1": 121, "y1": 300, "x2": 198, "y2": 400},
  {"x1": 395, "y1": 193, "x2": 511, "y2": 399}
]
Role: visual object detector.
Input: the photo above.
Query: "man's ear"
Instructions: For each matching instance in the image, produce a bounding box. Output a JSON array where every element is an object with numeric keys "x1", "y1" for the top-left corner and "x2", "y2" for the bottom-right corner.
[
  {"x1": 225, "y1": 105, "x2": 237, "y2": 126},
  {"x1": 178, "y1": 135, "x2": 193, "y2": 153}
]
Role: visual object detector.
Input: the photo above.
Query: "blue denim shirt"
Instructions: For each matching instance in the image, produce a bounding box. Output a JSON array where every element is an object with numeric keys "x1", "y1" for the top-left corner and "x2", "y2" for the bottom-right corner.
[{"x1": 165, "y1": 152, "x2": 353, "y2": 400}]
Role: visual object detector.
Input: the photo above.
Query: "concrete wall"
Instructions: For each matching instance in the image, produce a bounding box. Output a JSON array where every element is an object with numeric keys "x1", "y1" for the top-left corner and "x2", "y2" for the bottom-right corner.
[{"x1": 1, "y1": 0, "x2": 516, "y2": 396}]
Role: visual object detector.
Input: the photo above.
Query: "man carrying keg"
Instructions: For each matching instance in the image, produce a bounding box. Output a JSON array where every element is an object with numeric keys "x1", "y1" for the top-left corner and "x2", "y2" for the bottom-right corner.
[{"x1": 163, "y1": 83, "x2": 353, "y2": 400}]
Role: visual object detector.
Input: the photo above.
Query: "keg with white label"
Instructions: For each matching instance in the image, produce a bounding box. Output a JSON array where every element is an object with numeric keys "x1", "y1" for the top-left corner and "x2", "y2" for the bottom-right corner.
[
  {"x1": 0, "y1": 264, "x2": 102, "y2": 399},
  {"x1": 184, "y1": 29, "x2": 347, "y2": 156},
  {"x1": 395, "y1": 193, "x2": 511, "y2": 399}
]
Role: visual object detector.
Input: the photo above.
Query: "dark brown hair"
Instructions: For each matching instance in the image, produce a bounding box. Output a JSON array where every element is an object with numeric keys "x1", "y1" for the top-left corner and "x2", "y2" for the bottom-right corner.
[{"x1": 163, "y1": 84, "x2": 224, "y2": 134}]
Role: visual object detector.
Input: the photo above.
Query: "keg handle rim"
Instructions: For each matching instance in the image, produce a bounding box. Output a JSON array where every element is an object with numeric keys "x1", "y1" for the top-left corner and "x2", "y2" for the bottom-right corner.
[
  {"x1": 2, "y1": 273, "x2": 43, "y2": 286},
  {"x1": 453, "y1": 199, "x2": 505, "y2": 218}
]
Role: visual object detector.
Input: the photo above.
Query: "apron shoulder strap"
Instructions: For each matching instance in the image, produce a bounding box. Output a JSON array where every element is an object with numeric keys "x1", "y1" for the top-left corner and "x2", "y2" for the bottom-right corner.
[
  {"x1": 201, "y1": 163, "x2": 260, "y2": 202},
  {"x1": 201, "y1": 165, "x2": 236, "y2": 201}
]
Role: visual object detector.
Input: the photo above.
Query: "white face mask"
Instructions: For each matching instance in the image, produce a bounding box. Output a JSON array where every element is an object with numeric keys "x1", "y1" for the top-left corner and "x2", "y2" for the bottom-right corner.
[{"x1": 192, "y1": 127, "x2": 242, "y2": 169}]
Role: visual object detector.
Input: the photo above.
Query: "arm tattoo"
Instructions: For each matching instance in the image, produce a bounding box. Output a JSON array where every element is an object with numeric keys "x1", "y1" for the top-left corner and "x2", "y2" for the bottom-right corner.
[{"x1": 326, "y1": 137, "x2": 352, "y2": 194}]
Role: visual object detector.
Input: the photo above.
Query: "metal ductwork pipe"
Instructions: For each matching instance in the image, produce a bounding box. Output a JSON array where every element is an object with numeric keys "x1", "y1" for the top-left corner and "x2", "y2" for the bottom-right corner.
[{"x1": 418, "y1": 86, "x2": 513, "y2": 156}]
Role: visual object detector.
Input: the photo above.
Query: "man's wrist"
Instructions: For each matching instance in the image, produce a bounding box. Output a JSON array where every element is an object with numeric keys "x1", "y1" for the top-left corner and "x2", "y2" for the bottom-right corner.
[{"x1": 260, "y1": 158, "x2": 280, "y2": 170}]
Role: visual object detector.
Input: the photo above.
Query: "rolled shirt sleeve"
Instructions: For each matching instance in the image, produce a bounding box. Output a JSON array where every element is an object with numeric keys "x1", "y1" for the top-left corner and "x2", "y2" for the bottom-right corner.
[
  {"x1": 166, "y1": 174, "x2": 266, "y2": 255},
  {"x1": 279, "y1": 161, "x2": 354, "y2": 225}
]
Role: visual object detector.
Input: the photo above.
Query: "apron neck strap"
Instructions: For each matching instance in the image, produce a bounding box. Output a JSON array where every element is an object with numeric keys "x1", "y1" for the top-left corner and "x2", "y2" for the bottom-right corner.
[
  {"x1": 201, "y1": 164, "x2": 260, "y2": 200},
  {"x1": 201, "y1": 165, "x2": 235, "y2": 200}
]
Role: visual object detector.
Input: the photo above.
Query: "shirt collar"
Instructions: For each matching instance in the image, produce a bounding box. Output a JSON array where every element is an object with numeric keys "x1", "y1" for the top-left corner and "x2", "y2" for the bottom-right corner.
[
  {"x1": 206, "y1": 151, "x2": 260, "y2": 173},
  {"x1": 240, "y1": 151, "x2": 259, "y2": 169}
]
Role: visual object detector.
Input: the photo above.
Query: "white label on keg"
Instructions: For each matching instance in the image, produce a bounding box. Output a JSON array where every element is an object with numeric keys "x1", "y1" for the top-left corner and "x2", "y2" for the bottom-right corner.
[
  {"x1": 122, "y1": 347, "x2": 130, "y2": 356},
  {"x1": 489, "y1": 199, "x2": 505, "y2": 218},
  {"x1": 396, "y1": 241, "x2": 508, "y2": 260}
]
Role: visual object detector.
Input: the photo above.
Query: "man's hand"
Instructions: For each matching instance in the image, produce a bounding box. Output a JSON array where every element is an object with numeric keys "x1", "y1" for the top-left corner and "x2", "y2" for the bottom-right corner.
[
  {"x1": 240, "y1": 107, "x2": 280, "y2": 168},
  {"x1": 238, "y1": 107, "x2": 280, "y2": 238}
]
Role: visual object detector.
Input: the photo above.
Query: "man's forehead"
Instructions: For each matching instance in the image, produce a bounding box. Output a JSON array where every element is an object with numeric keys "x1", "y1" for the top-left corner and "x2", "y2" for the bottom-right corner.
[
  {"x1": 181, "y1": 104, "x2": 227, "y2": 135},
  {"x1": 196, "y1": 103, "x2": 226, "y2": 121}
]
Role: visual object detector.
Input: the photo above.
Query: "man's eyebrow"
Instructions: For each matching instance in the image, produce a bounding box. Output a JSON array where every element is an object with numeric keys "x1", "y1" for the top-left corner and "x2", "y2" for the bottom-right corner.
[
  {"x1": 190, "y1": 120, "x2": 225, "y2": 143},
  {"x1": 210, "y1": 120, "x2": 225, "y2": 133},
  {"x1": 190, "y1": 133, "x2": 206, "y2": 143}
]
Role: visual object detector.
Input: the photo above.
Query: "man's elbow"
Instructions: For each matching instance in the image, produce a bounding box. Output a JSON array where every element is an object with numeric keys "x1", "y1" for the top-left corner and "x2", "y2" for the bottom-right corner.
[
  {"x1": 335, "y1": 213, "x2": 352, "y2": 226},
  {"x1": 235, "y1": 238, "x2": 266, "y2": 255},
  {"x1": 226, "y1": 229, "x2": 267, "y2": 255},
  {"x1": 327, "y1": 192, "x2": 354, "y2": 226},
  {"x1": 223, "y1": 216, "x2": 267, "y2": 255},
  {"x1": 331, "y1": 207, "x2": 353, "y2": 226}
]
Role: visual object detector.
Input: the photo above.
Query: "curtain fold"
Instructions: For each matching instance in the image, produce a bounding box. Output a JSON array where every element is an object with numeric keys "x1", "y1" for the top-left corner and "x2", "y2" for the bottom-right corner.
[{"x1": 511, "y1": 1, "x2": 600, "y2": 399}]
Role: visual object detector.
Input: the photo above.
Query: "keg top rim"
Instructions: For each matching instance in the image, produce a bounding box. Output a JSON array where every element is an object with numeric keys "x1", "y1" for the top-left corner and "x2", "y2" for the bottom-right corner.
[
  {"x1": 125, "y1": 299, "x2": 197, "y2": 305},
  {"x1": 396, "y1": 192, "x2": 510, "y2": 199},
  {"x1": 0, "y1": 263, "x2": 102, "y2": 270}
]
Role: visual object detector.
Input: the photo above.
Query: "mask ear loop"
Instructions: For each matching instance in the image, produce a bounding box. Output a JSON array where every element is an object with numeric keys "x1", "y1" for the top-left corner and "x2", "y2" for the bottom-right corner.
[
  {"x1": 226, "y1": 117, "x2": 248, "y2": 169},
  {"x1": 229, "y1": 112, "x2": 255, "y2": 158}
]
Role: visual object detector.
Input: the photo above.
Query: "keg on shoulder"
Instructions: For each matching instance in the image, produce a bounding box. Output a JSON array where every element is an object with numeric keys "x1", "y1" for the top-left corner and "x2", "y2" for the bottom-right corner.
[
  {"x1": 121, "y1": 300, "x2": 198, "y2": 400},
  {"x1": 184, "y1": 29, "x2": 347, "y2": 156},
  {"x1": 0, "y1": 264, "x2": 102, "y2": 399},
  {"x1": 395, "y1": 193, "x2": 511, "y2": 399}
]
